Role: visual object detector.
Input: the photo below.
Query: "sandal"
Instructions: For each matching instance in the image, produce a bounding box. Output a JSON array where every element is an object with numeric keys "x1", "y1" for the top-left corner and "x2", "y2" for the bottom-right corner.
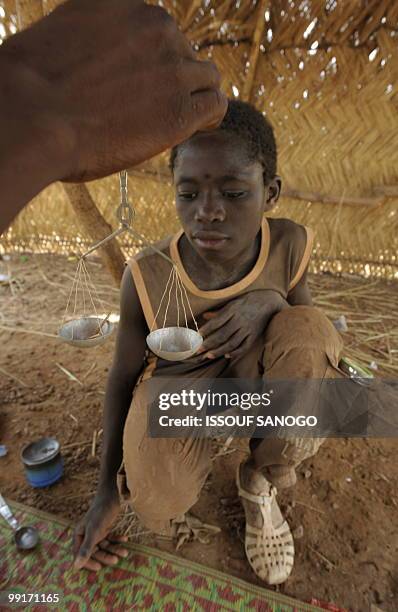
[{"x1": 236, "y1": 464, "x2": 294, "y2": 585}]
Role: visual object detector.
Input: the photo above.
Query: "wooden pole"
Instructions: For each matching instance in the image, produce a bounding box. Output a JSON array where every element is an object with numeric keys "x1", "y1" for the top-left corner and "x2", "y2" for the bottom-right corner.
[
  {"x1": 181, "y1": 0, "x2": 203, "y2": 32},
  {"x1": 62, "y1": 184, "x2": 125, "y2": 285},
  {"x1": 15, "y1": 0, "x2": 43, "y2": 29},
  {"x1": 282, "y1": 187, "x2": 383, "y2": 208},
  {"x1": 242, "y1": 0, "x2": 269, "y2": 102},
  {"x1": 43, "y1": 0, "x2": 63, "y2": 13},
  {"x1": 15, "y1": 0, "x2": 125, "y2": 286}
]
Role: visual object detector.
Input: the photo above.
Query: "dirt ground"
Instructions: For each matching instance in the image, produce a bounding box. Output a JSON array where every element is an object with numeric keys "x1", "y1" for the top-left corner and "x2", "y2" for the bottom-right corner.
[{"x1": 0, "y1": 253, "x2": 397, "y2": 612}]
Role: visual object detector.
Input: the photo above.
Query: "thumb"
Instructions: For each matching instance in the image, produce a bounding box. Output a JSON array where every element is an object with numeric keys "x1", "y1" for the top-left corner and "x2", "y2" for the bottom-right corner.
[
  {"x1": 74, "y1": 526, "x2": 96, "y2": 569},
  {"x1": 190, "y1": 89, "x2": 228, "y2": 132}
]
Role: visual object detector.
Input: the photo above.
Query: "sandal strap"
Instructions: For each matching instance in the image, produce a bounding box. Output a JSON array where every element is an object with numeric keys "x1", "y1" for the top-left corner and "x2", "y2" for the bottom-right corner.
[
  {"x1": 246, "y1": 519, "x2": 292, "y2": 538},
  {"x1": 236, "y1": 464, "x2": 294, "y2": 585},
  {"x1": 236, "y1": 466, "x2": 277, "y2": 505},
  {"x1": 237, "y1": 486, "x2": 276, "y2": 505}
]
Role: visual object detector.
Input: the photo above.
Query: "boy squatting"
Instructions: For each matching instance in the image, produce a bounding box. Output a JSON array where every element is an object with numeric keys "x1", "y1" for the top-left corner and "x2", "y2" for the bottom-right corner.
[{"x1": 74, "y1": 99, "x2": 347, "y2": 585}]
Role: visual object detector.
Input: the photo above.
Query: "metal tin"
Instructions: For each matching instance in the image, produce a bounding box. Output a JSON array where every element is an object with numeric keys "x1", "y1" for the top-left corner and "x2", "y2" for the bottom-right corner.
[
  {"x1": 14, "y1": 526, "x2": 39, "y2": 551},
  {"x1": 21, "y1": 437, "x2": 63, "y2": 488}
]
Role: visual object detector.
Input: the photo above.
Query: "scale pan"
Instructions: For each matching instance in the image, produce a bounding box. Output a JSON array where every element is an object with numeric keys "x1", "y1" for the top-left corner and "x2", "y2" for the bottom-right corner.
[
  {"x1": 147, "y1": 327, "x2": 203, "y2": 361},
  {"x1": 15, "y1": 526, "x2": 39, "y2": 551},
  {"x1": 58, "y1": 316, "x2": 114, "y2": 348}
]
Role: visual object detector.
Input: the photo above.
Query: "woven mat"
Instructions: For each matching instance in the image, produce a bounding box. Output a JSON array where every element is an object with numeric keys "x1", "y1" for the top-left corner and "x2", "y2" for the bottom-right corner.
[{"x1": 0, "y1": 500, "x2": 324, "y2": 611}]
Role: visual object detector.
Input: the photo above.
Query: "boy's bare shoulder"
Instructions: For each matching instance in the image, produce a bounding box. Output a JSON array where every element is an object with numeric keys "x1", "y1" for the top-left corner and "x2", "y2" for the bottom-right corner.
[
  {"x1": 119, "y1": 264, "x2": 145, "y2": 324},
  {"x1": 267, "y1": 217, "x2": 307, "y2": 244},
  {"x1": 132, "y1": 235, "x2": 174, "y2": 263}
]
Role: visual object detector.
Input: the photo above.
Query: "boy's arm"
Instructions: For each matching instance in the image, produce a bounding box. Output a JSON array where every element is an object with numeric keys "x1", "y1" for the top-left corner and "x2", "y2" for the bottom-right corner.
[
  {"x1": 98, "y1": 265, "x2": 147, "y2": 492},
  {"x1": 73, "y1": 264, "x2": 147, "y2": 570},
  {"x1": 286, "y1": 266, "x2": 313, "y2": 306}
]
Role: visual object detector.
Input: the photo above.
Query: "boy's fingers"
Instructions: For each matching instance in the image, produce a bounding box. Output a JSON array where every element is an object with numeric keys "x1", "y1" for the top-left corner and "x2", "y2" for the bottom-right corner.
[
  {"x1": 225, "y1": 336, "x2": 252, "y2": 360},
  {"x1": 201, "y1": 322, "x2": 238, "y2": 352},
  {"x1": 99, "y1": 536, "x2": 129, "y2": 556},
  {"x1": 108, "y1": 534, "x2": 128, "y2": 543},
  {"x1": 199, "y1": 310, "x2": 234, "y2": 338},
  {"x1": 101, "y1": 534, "x2": 127, "y2": 545},
  {"x1": 99, "y1": 543, "x2": 129, "y2": 558},
  {"x1": 202, "y1": 311, "x2": 217, "y2": 320},
  {"x1": 202, "y1": 329, "x2": 244, "y2": 359},
  {"x1": 203, "y1": 343, "x2": 233, "y2": 360},
  {"x1": 92, "y1": 550, "x2": 119, "y2": 566},
  {"x1": 80, "y1": 559, "x2": 102, "y2": 572}
]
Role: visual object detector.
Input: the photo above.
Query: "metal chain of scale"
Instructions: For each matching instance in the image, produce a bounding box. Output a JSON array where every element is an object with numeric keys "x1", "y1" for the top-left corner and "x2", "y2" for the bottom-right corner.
[{"x1": 58, "y1": 171, "x2": 203, "y2": 359}]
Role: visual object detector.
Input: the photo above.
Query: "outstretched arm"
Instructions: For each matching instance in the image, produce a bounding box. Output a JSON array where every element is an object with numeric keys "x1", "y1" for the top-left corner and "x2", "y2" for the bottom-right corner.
[
  {"x1": 73, "y1": 265, "x2": 147, "y2": 571},
  {"x1": 0, "y1": 0, "x2": 227, "y2": 233},
  {"x1": 97, "y1": 267, "x2": 147, "y2": 493}
]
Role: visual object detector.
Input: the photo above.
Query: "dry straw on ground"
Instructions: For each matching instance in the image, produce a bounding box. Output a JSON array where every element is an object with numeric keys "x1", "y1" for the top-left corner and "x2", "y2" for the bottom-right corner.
[
  {"x1": 1, "y1": 253, "x2": 397, "y2": 374},
  {"x1": 1, "y1": 252, "x2": 397, "y2": 540},
  {"x1": 0, "y1": 0, "x2": 397, "y2": 279}
]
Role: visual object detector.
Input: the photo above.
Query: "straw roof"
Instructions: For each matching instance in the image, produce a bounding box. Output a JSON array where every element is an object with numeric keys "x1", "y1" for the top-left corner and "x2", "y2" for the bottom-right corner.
[{"x1": 1, "y1": 0, "x2": 397, "y2": 279}]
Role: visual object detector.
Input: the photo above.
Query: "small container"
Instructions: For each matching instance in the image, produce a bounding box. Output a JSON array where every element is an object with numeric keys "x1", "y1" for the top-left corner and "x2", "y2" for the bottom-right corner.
[
  {"x1": 0, "y1": 494, "x2": 40, "y2": 551},
  {"x1": 339, "y1": 357, "x2": 374, "y2": 387},
  {"x1": 21, "y1": 437, "x2": 63, "y2": 488},
  {"x1": 14, "y1": 526, "x2": 40, "y2": 551}
]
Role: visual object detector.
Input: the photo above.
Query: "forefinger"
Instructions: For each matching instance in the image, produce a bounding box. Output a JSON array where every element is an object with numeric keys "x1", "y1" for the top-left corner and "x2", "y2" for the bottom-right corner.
[
  {"x1": 199, "y1": 309, "x2": 234, "y2": 340},
  {"x1": 78, "y1": 558, "x2": 102, "y2": 572},
  {"x1": 106, "y1": 533, "x2": 128, "y2": 543}
]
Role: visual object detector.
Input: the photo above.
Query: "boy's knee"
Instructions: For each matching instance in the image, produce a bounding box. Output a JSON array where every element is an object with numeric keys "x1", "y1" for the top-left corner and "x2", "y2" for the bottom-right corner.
[
  {"x1": 267, "y1": 305, "x2": 343, "y2": 357},
  {"x1": 124, "y1": 437, "x2": 211, "y2": 531},
  {"x1": 129, "y1": 454, "x2": 203, "y2": 530}
]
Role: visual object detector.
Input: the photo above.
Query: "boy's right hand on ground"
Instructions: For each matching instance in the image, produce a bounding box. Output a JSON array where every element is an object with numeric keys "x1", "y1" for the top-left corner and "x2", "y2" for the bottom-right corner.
[{"x1": 73, "y1": 490, "x2": 128, "y2": 571}]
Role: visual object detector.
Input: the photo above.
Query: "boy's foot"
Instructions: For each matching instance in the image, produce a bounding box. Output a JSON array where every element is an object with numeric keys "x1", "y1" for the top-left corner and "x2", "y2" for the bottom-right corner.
[
  {"x1": 237, "y1": 460, "x2": 294, "y2": 585},
  {"x1": 262, "y1": 464, "x2": 297, "y2": 489}
]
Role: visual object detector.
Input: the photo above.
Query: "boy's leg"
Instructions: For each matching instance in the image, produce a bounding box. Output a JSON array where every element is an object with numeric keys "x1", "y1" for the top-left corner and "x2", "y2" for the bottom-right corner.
[
  {"x1": 118, "y1": 381, "x2": 213, "y2": 536},
  {"x1": 250, "y1": 304, "x2": 345, "y2": 486},
  {"x1": 237, "y1": 305, "x2": 345, "y2": 585}
]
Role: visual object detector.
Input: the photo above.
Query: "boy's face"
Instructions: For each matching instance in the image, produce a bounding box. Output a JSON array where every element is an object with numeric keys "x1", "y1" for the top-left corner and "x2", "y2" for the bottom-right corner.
[{"x1": 173, "y1": 131, "x2": 280, "y2": 263}]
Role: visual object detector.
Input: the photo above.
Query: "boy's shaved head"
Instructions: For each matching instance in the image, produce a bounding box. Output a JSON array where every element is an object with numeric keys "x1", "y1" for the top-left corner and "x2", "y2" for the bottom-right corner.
[{"x1": 169, "y1": 98, "x2": 277, "y2": 184}]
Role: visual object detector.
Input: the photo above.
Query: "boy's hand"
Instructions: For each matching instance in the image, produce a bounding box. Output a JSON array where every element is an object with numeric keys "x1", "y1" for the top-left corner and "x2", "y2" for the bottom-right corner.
[
  {"x1": 73, "y1": 488, "x2": 127, "y2": 571},
  {"x1": 197, "y1": 290, "x2": 289, "y2": 360}
]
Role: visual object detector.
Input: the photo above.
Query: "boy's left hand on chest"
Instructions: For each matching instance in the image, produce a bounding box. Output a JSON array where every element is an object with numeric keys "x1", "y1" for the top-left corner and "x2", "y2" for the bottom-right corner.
[{"x1": 197, "y1": 290, "x2": 288, "y2": 361}]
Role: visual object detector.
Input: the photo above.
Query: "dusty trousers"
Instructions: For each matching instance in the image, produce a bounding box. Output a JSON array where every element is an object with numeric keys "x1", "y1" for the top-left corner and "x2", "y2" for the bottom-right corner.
[{"x1": 118, "y1": 306, "x2": 345, "y2": 535}]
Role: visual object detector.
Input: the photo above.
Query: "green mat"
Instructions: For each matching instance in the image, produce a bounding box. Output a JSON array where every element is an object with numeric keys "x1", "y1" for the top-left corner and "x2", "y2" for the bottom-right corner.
[{"x1": 0, "y1": 501, "x2": 323, "y2": 611}]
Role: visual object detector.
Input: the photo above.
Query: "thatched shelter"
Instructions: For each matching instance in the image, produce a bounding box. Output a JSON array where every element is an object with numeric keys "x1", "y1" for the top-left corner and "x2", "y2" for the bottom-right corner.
[
  {"x1": 1, "y1": 5, "x2": 398, "y2": 609},
  {"x1": 0, "y1": 0, "x2": 397, "y2": 281}
]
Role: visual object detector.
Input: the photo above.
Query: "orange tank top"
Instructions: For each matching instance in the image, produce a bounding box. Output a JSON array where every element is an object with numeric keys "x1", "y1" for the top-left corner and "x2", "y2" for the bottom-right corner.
[
  {"x1": 128, "y1": 216, "x2": 314, "y2": 378},
  {"x1": 129, "y1": 217, "x2": 313, "y2": 328}
]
